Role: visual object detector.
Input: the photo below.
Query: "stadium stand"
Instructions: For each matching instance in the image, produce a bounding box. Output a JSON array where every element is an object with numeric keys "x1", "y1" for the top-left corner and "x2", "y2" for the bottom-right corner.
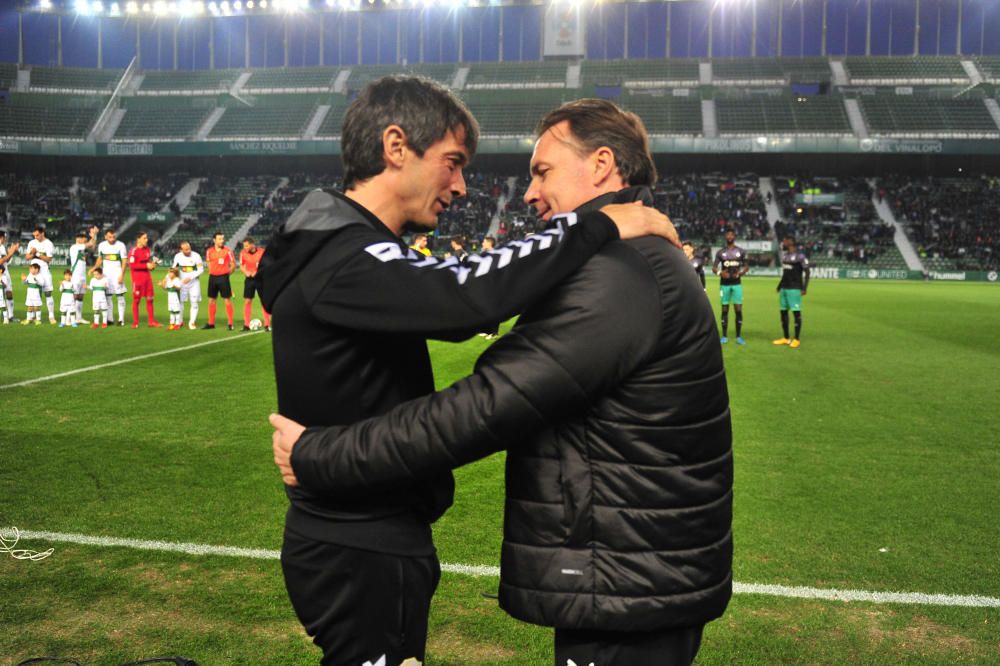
[
  {"x1": 29, "y1": 65, "x2": 123, "y2": 92},
  {"x1": 716, "y1": 95, "x2": 851, "y2": 135},
  {"x1": 0, "y1": 63, "x2": 17, "y2": 90},
  {"x1": 0, "y1": 173, "x2": 74, "y2": 243},
  {"x1": 461, "y1": 88, "x2": 576, "y2": 136},
  {"x1": 877, "y1": 175, "x2": 999, "y2": 271},
  {"x1": 435, "y1": 171, "x2": 505, "y2": 247},
  {"x1": 115, "y1": 97, "x2": 215, "y2": 141},
  {"x1": 773, "y1": 176, "x2": 905, "y2": 270},
  {"x1": 844, "y1": 56, "x2": 969, "y2": 84},
  {"x1": 656, "y1": 173, "x2": 773, "y2": 261},
  {"x1": 139, "y1": 69, "x2": 243, "y2": 94},
  {"x1": 465, "y1": 61, "x2": 567, "y2": 89},
  {"x1": 975, "y1": 56, "x2": 1000, "y2": 82},
  {"x1": 580, "y1": 58, "x2": 700, "y2": 88},
  {"x1": 713, "y1": 58, "x2": 832, "y2": 85},
  {"x1": 312, "y1": 95, "x2": 352, "y2": 138},
  {"x1": 169, "y1": 175, "x2": 280, "y2": 253},
  {"x1": 347, "y1": 64, "x2": 456, "y2": 89},
  {"x1": 246, "y1": 173, "x2": 342, "y2": 244},
  {"x1": 208, "y1": 94, "x2": 322, "y2": 139},
  {"x1": 619, "y1": 93, "x2": 702, "y2": 135},
  {"x1": 0, "y1": 93, "x2": 105, "y2": 140},
  {"x1": 244, "y1": 67, "x2": 340, "y2": 91},
  {"x1": 858, "y1": 95, "x2": 998, "y2": 137},
  {"x1": 78, "y1": 174, "x2": 188, "y2": 239}
]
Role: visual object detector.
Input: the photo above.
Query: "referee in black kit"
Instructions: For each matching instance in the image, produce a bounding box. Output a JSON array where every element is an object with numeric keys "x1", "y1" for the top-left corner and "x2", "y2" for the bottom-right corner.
[{"x1": 257, "y1": 75, "x2": 676, "y2": 666}]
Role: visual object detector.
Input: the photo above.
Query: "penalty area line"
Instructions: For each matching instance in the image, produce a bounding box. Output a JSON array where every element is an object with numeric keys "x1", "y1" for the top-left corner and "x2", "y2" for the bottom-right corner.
[
  {"x1": 16, "y1": 529, "x2": 1000, "y2": 609},
  {"x1": 0, "y1": 333, "x2": 261, "y2": 391}
]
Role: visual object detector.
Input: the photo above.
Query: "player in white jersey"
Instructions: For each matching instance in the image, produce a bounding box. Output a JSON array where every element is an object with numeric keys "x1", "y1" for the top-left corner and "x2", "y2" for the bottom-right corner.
[
  {"x1": 160, "y1": 267, "x2": 184, "y2": 330},
  {"x1": 68, "y1": 229, "x2": 90, "y2": 323},
  {"x1": 0, "y1": 229, "x2": 18, "y2": 321},
  {"x1": 172, "y1": 241, "x2": 204, "y2": 330},
  {"x1": 89, "y1": 267, "x2": 109, "y2": 328},
  {"x1": 95, "y1": 228, "x2": 129, "y2": 326},
  {"x1": 58, "y1": 269, "x2": 78, "y2": 327},
  {"x1": 21, "y1": 263, "x2": 44, "y2": 325},
  {"x1": 0, "y1": 265, "x2": 9, "y2": 324},
  {"x1": 25, "y1": 225, "x2": 57, "y2": 324}
]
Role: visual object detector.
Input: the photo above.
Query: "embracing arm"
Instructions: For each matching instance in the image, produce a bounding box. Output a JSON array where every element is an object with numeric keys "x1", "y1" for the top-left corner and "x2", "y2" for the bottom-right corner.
[{"x1": 287, "y1": 246, "x2": 663, "y2": 493}]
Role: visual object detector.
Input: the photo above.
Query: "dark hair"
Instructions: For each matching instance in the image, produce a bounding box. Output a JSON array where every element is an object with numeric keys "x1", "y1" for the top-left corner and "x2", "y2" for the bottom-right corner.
[
  {"x1": 213, "y1": 231, "x2": 224, "y2": 239},
  {"x1": 243, "y1": 237, "x2": 255, "y2": 244},
  {"x1": 104, "y1": 228, "x2": 115, "y2": 235},
  {"x1": 0, "y1": 229, "x2": 6, "y2": 237},
  {"x1": 535, "y1": 99, "x2": 656, "y2": 187},
  {"x1": 341, "y1": 76, "x2": 479, "y2": 190},
  {"x1": 34, "y1": 224, "x2": 46, "y2": 233},
  {"x1": 681, "y1": 240, "x2": 694, "y2": 248},
  {"x1": 483, "y1": 235, "x2": 496, "y2": 245},
  {"x1": 93, "y1": 266, "x2": 103, "y2": 274},
  {"x1": 76, "y1": 229, "x2": 88, "y2": 238},
  {"x1": 725, "y1": 227, "x2": 736, "y2": 235}
]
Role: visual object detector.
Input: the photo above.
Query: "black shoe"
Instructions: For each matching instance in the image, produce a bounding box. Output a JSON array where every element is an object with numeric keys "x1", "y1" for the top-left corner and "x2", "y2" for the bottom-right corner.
[
  {"x1": 227, "y1": 325, "x2": 234, "y2": 331},
  {"x1": 241, "y1": 325, "x2": 251, "y2": 331},
  {"x1": 118, "y1": 320, "x2": 125, "y2": 326},
  {"x1": 202, "y1": 323, "x2": 215, "y2": 330},
  {"x1": 265, "y1": 326, "x2": 271, "y2": 332}
]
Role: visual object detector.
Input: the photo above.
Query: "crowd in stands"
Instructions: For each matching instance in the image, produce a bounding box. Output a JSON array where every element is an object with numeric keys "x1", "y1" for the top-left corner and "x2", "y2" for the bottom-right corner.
[
  {"x1": 878, "y1": 175, "x2": 999, "y2": 271},
  {"x1": 1, "y1": 174, "x2": 74, "y2": 240},
  {"x1": 772, "y1": 176, "x2": 896, "y2": 265},
  {"x1": 435, "y1": 171, "x2": 505, "y2": 248}
]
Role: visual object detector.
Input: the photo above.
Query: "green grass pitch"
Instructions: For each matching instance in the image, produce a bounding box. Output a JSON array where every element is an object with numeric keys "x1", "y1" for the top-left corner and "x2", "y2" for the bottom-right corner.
[{"x1": 1, "y1": 274, "x2": 998, "y2": 664}]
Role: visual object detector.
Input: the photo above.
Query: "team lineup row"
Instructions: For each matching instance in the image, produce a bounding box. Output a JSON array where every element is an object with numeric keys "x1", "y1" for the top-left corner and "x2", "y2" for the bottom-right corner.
[{"x1": 0, "y1": 225, "x2": 270, "y2": 331}]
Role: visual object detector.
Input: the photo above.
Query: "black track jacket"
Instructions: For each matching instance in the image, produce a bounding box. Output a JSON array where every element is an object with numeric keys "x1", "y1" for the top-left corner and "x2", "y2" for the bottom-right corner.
[
  {"x1": 288, "y1": 187, "x2": 734, "y2": 631},
  {"x1": 257, "y1": 189, "x2": 621, "y2": 555}
]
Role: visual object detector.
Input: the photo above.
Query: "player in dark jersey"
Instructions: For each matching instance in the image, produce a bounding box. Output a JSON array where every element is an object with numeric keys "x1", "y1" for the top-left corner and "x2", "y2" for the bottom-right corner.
[
  {"x1": 712, "y1": 228, "x2": 749, "y2": 344},
  {"x1": 773, "y1": 237, "x2": 810, "y2": 349},
  {"x1": 683, "y1": 241, "x2": 706, "y2": 289}
]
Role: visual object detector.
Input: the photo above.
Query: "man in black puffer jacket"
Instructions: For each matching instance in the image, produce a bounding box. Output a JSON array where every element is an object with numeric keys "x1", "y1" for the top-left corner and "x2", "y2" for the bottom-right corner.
[{"x1": 272, "y1": 99, "x2": 733, "y2": 665}]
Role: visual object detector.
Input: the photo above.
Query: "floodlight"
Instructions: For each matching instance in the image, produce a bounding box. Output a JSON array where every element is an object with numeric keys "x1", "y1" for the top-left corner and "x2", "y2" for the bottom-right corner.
[
  {"x1": 246, "y1": 0, "x2": 254, "y2": 7},
  {"x1": 75, "y1": 0, "x2": 91, "y2": 13},
  {"x1": 39, "y1": 0, "x2": 53, "y2": 10},
  {"x1": 234, "y1": 0, "x2": 242, "y2": 9},
  {"x1": 259, "y1": 0, "x2": 267, "y2": 7},
  {"x1": 142, "y1": 1, "x2": 152, "y2": 11}
]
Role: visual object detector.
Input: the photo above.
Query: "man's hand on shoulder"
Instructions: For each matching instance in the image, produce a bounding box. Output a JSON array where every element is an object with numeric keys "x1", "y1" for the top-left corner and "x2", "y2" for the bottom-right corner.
[
  {"x1": 600, "y1": 202, "x2": 680, "y2": 248},
  {"x1": 270, "y1": 413, "x2": 306, "y2": 487}
]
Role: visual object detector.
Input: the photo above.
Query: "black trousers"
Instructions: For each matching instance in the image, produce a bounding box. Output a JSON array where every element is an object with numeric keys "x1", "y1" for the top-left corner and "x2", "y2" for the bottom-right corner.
[
  {"x1": 554, "y1": 624, "x2": 704, "y2": 666},
  {"x1": 280, "y1": 529, "x2": 440, "y2": 666}
]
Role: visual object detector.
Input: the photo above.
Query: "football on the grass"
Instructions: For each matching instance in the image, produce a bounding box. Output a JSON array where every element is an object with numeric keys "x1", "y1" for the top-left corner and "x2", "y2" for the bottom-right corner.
[{"x1": 249, "y1": 318, "x2": 263, "y2": 331}]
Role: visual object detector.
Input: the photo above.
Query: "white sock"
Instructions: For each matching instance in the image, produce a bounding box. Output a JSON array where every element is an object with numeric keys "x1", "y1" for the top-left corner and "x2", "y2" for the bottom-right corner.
[
  {"x1": 77, "y1": 300, "x2": 84, "y2": 319},
  {"x1": 5, "y1": 298, "x2": 12, "y2": 319},
  {"x1": 117, "y1": 295, "x2": 125, "y2": 322},
  {"x1": 46, "y1": 296, "x2": 55, "y2": 319},
  {"x1": 189, "y1": 302, "x2": 199, "y2": 326}
]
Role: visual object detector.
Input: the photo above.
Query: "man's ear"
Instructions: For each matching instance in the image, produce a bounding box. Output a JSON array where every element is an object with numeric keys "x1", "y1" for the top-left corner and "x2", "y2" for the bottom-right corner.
[
  {"x1": 382, "y1": 124, "x2": 408, "y2": 170},
  {"x1": 591, "y1": 146, "x2": 618, "y2": 187}
]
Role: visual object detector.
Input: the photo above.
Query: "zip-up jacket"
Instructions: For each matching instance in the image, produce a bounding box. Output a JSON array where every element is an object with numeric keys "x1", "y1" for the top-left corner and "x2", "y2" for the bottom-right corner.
[
  {"x1": 258, "y1": 189, "x2": 621, "y2": 555},
  {"x1": 288, "y1": 187, "x2": 734, "y2": 630}
]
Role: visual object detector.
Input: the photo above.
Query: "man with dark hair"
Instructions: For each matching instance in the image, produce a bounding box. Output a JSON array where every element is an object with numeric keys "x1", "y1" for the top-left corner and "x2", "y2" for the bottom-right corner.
[
  {"x1": 409, "y1": 232, "x2": 431, "y2": 256},
  {"x1": 25, "y1": 225, "x2": 57, "y2": 324},
  {"x1": 259, "y1": 79, "x2": 676, "y2": 666},
  {"x1": 204, "y1": 231, "x2": 235, "y2": 330},
  {"x1": 773, "y1": 237, "x2": 810, "y2": 348},
  {"x1": 713, "y1": 227, "x2": 750, "y2": 344},
  {"x1": 271, "y1": 97, "x2": 732, "y2": 666},
  {"x1": 127, "y1": 232, "x2": 161, "y2": 328},
  {"x1": 95, "y1": 228, "x2": 128, "y2": 326}
]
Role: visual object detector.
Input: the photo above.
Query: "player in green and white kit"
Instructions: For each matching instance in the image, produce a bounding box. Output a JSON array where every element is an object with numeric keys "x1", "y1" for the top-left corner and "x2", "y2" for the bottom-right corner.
[
  {"x1": 712, "y1": 228, "x2": 750, "y2": 344},
  {"x1": 773, "y1": 238, "x2": 810, "y2": 349}
]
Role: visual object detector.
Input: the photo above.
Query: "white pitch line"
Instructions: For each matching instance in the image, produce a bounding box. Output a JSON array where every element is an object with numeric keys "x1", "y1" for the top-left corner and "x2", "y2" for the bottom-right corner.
[
  {"x1": 16, "y1": 529, "x2": 1000, "y2": 609},
  {"x1": 0, "y1": 333, "x2": 260, "y2": 391}
]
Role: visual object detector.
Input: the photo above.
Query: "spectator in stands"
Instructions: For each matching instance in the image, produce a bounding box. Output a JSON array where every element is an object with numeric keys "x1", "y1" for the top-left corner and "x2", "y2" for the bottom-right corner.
[
  {"x1": 270, "y1": 97, "x2": 726, "y2": 666},
  {"x1": 409, "y1": 232, "x2": 431, "y2": 256}
]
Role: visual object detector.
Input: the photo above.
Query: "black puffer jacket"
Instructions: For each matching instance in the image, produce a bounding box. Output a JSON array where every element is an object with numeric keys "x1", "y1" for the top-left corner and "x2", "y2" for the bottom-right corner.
[{"x1": 291, "y1": 187, "x2": 733, "y2": 631}]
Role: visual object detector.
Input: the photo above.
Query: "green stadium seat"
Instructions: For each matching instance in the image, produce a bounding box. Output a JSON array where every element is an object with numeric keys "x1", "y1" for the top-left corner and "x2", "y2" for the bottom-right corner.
[
  {"x1": 465, "y1": 62, "x2": 567, "y2": 89},
  {"x1": 859, "y1": 96, "x2": 998, "y2": 136},
  {"x1": 581, "y1": 59, "x2": 699, "y2": 88},
  {"x1": 30, "y1": 66, "x2": 123, "y2": 92},
  {"x1": 844, "y1": 56, "x2": 968, "y2": 84}
]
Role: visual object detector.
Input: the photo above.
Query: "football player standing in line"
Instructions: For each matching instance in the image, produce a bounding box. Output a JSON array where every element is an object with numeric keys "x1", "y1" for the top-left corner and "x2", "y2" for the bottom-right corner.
[
  {"x1": 712, "y1": 227, "x2": 750, "y2": 344},
  {"x1": 773, "y1": 237, "x2": 810, "y2": 349}
]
